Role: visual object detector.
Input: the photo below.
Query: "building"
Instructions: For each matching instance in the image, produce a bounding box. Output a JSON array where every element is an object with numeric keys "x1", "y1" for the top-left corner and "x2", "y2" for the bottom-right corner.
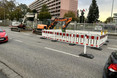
[
  {"x1": 113, "y1": 13, "x2": 117, "y2": 24},
  {"x1": 29, "y1": 0, "x2": 78, "y2": 18}
]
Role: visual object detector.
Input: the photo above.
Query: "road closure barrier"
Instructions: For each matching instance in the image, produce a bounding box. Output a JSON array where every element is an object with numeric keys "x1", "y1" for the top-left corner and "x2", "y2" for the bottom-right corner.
[{"x1": 42, "y1": 29, "x2": 108, "y2": 49}]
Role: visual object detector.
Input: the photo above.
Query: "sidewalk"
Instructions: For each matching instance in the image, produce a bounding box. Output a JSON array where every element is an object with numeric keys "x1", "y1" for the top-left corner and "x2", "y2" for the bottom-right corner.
[{"x1": 0, "y1": 61, "x2": 23, "y2": 78}]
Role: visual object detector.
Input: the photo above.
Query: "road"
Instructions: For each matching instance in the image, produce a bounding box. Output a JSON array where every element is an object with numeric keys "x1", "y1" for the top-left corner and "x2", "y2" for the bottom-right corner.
[
  {"x1": 0, "y1": 71, "x2": 8, "y2": 78},
  {"x1": 0, "y1": 26, "x2": 117, "y2": 78}
]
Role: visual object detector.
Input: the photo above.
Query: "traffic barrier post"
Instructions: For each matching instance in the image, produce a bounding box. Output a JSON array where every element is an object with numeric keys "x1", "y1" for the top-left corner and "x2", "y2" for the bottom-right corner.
[
  {"x1": 51, "y1": 31, "x2": 57, "y2": 42},
  {"x1": 79, "y1": 34, "x2": 94, "y2": 59}
]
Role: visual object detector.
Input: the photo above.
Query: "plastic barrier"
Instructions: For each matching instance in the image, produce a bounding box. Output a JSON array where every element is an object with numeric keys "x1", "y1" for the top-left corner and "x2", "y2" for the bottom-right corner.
[{"x1": 42, "y1": 29, "x2": 108, "y2": 48}]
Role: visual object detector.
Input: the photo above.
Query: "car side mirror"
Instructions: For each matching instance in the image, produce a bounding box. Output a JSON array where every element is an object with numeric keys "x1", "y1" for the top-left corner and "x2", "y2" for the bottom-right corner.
[{"x1": 3, "y1": 30, "x2": 5, "y2": 32}]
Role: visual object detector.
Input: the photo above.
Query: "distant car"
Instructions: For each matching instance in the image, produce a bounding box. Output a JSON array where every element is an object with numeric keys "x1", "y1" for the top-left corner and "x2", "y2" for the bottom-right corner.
[
  {"x1": 94, "y1": 26, "x2": 102, "y2": 31},
  {"x1": 103, "y1": 51, "x2": 117, "y2": 78},
  {"x1": 0, "y1": 29, "x2": 8, "y2": 43}
]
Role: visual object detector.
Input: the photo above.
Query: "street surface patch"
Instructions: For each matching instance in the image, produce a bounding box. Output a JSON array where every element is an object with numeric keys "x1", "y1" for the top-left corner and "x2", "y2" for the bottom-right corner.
[{"x1": 45, "y1": 47, "x2": 79, "y2": 58}]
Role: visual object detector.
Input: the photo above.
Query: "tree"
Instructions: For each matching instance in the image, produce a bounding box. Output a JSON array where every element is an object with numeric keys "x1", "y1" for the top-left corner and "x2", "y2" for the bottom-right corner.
[
  {"x1": 0, "y1": 0, "x2": 16, "y2": 20},
  {"x1": 0, "y1": 0, "x2": 30, "y2": 20},
  {"x1": 38, "y1": 4, "x2": 51, "y2": 21},
  {"x1": 104, "y1": 17, "x2": 113, "y2": 23},
  {"x1": 0, "y1": 7, "x2": 5, "y2": 20},
  {"x1": 40, "y1": 4, "x2": 48, "y2": 12},
  {"x1": 87, "y1": 0, "x2": 99, "y2": 23},
  {"x1": 64, "y1": 11, "x2": 78, "y2": 21},
  {"x1": 17, "y1": 3, "x2": 29, "y2": 16},
  {"x1": 38, "y1": 12, "x2": 51, "y2": 21},
  {"x1": 32, "y1": 9, "x2": 37, "y2": 13}
]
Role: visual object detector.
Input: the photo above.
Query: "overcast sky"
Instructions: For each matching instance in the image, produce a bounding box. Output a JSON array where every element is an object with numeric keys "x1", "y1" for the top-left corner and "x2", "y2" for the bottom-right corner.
[{"x1": 16, "y1": 0, "x2": 117, "y2": 21}]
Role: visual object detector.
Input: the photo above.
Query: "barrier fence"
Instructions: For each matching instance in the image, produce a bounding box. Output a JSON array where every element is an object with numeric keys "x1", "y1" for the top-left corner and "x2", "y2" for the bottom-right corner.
[{"x1": 42, "y1": 29, "x2": 108, "y2": 48}]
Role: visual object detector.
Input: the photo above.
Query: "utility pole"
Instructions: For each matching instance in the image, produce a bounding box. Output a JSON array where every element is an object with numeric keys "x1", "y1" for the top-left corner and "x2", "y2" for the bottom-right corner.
[
  {"x1": 111, "y1": 0, "x2": 114, "y2": 17},
  {"x1": 3, "y1": 0, "x2": 5, "y2": 26}
]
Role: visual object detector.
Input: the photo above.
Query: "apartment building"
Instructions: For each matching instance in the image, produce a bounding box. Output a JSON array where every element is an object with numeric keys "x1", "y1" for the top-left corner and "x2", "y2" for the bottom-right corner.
[{"x1": 29, "y1": 0, "x2": 78, "y2": 18}]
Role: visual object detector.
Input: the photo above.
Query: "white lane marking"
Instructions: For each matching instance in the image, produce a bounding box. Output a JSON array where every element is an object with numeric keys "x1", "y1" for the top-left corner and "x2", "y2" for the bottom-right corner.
[
  {"x1": 15, "y1": 40, "x2": 23, "y2": 43},
  {"x1": 108, "y1": 47, "x2": 117, "y2": 50},
  {"x1": 23, "y1": 33, "x2": 30, "y2": 35},
  {"x1": 45, "y1": 47, "x2": 79, "y2": 58}
]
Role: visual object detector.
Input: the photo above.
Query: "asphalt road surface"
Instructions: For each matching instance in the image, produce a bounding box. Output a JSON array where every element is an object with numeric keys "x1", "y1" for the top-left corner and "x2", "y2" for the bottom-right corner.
[
  {"x1": 0, "y1": 26, "x2": 117, "y2": 78},
  {"x1": 0, "y1": 71, "x2": 8, "y2": 78}
]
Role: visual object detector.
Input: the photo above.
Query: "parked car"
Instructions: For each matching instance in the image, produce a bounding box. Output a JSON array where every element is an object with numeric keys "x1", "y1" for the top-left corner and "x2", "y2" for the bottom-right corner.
[
  {"x1": 94, "y1": 26, "x2": 103, "y2": 31},
  {"x1": 0, "y1": 29, "x2": 8, "y2": 43},
  {"x1": 103, "y1": 51, "x2": 117, "y2": 78}
]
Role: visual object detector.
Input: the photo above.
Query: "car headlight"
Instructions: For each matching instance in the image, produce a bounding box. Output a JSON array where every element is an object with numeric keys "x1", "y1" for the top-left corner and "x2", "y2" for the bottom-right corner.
[{"x1": 5, "y1": 33, "x2": 8, "y2": 37}]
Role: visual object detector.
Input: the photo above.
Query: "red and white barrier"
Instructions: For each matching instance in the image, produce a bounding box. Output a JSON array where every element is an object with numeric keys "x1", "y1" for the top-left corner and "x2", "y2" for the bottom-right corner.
[{"x1": 42, "y1": 29, "x2": 108, "y2": 48}]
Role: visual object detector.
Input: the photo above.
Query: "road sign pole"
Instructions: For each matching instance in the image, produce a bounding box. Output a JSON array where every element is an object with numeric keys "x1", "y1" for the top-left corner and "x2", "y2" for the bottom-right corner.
[
  {"x1": 84, "y1": 35, "x2": 87, "y2": 54},
  {"x1": 79, "y1": 35, "x2": 94, "y2": 59}
]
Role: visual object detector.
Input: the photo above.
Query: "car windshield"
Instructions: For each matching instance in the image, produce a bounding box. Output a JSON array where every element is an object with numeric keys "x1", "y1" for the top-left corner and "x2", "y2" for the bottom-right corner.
[{"x1": 0, "y1": 29, "x2": 3, "y2": 32}]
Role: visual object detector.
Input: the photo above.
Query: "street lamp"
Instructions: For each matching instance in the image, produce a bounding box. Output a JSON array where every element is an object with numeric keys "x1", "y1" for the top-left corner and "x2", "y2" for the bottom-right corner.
[{"x1": 111, "y1": 0, "x2": 114, "y2": 17}]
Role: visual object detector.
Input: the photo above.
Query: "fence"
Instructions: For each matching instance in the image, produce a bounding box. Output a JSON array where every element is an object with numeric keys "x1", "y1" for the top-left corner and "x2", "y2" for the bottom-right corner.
[
  {"x1": 0, "y1": 20, "x2": 12, "y2": 26},
  {"x1": 42, "y1": 29, "x2": 108, "y2": 48},
  {"x1": 45, "y1": 21, "x2": 117, "y2": 34}
]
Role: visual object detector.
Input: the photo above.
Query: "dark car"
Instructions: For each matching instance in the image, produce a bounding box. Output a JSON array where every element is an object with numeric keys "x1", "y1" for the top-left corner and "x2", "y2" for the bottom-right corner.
[
  {"x1": 103, "y1": 51, "x2": 117, "y2": 78},
  {"x1": 0, "y1": 29, "x2": 8, "y2": 43}
]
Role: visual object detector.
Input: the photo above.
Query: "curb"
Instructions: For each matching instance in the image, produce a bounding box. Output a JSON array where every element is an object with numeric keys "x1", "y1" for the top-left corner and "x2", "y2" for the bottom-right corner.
[{"x1": 0, "y1": 61, "x2": 23, "y2": 78}]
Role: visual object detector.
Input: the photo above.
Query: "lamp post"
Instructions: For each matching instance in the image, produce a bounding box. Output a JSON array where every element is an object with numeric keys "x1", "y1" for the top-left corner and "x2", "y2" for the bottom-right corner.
[
  {"x1": 3, "y1": 0, "x2": 5, "y2": 26},
  {"x1": 111, "y1": 0, "x2": 114, "y2": 18}
]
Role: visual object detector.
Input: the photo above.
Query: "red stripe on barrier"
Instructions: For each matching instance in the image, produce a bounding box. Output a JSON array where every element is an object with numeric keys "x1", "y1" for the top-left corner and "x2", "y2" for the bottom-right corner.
[
  {"x1": 96, "y1": 45, "x2": 98, "y2": 47},
  {"x1": 70, "y1": 34, "x2": 72, "y2": 37},
  {"x1": 81, "y1": 35, "x2": 84, "y2": 38},
  {"x1": 87, "y1": 36, "x2": 89, "y2": 39},
  {"x1": 63, "y1": 40, "x2": 65, "y2": 42},
  {"x1": 67, "y1": 41, "x2": 69, "y2": 42},
  {"x1": 46, "y1": 31, "x2": 47, "y2": 33},
  {"x1": 91, "y1": 44, "x2": 94, "y2": 46},
  {"x1": 97, "y1": 37, "x2": 99, "y2": 40},
  {"x1": 60, "y1": 33, "x2": 62, "y2": 35},
  {"x1": 50, "y1": 32, "x2": 53, "y2": 34},
  {"x1": 73, "y1": 34, "x2": 75, "y2": 37},
  {"x1": 100, "y1": 35, "x2": 106, "y2": 39},
  {"x1": 48, "y1": 31, "x2": 49, "y2": 33},
  {"x1": 76, "y1": 35, "x2": 79, "y2": 37},
  {"x1": 67, "y1": 34, "x2": 69, "y2": 36},
  {"x1": 76, "y1": 42, "x2": 78, "y2": 44},
  {"x1": 57, "y1": 32, "x2": 59, "y2": 35},
  {"x1": 63, "y1": 33, "x2": 65, "y2": 36},
  {"x1": 81, "y1": 43, "x2": 83, "y2": 45},
  {"x1": 86, "y1": 44, "x2": 88, "y2": 45},
  {"x1": 91, "y1": 36, "x2": 94, "y2": 39}
]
